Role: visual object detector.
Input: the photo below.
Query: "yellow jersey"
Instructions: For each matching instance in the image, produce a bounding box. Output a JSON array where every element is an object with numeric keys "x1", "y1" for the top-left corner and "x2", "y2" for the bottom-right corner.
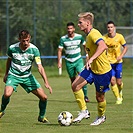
[
  {"x1": 86, "y1": 28, "x2": 111, "y2": 74},
  {"x1": 103, "y1": 33, "x2": 126, "y2": 64}
]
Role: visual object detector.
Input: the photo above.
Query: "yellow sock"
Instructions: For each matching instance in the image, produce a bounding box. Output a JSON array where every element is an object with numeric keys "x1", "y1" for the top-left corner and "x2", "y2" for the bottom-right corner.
[
  {"x1": 117, "y1": 82, "x2": 123, "y2": 98},
  {"x1": 98, "y1": 100, "x2": 106, "y2": 117},
  {"x1": 74, "y1": 89, "x2": 87, "y2": 110},
  {"x1": 111, "y1": 84, "x2": 120, "y2": 99}
]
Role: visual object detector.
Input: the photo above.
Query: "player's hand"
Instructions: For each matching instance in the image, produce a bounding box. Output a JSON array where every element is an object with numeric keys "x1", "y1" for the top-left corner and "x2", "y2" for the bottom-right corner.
[
  {"x1": 116, "y1": 56, "x2": 122, "y2": 62},
  {"x1": 58, "y1": 62, "x2": 62, "y2": 68},
  {"x1": 45, "y1": 83, "x2": 53, "y2": 94},
  {"x1": 86, "y1": 59, "x2": 93, "y2": 70}
]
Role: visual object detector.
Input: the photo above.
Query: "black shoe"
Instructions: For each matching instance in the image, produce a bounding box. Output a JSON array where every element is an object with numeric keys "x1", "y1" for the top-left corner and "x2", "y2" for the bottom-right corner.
[
  {"x1": 84, "y1": 96, "x2": 90, "y2": 103},
  {"x1": 38, "y1": 116, "x2": 50, "y2": 123}
]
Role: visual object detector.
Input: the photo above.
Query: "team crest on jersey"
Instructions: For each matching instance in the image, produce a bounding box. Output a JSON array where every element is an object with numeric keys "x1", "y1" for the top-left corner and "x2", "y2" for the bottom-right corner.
[{"x1": 28, "y1": 55, "x2": 34, "y2": 60}]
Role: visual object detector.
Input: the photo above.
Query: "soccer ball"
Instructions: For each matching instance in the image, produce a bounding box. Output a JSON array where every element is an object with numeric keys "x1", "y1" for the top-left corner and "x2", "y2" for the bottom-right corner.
[{"x1": 58, "y1": 111, "x2": 73, "y2": 126}]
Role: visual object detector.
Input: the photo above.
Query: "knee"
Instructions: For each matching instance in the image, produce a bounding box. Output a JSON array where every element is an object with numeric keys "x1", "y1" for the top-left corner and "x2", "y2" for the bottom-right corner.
[
  {"x1": 4, "y1": 94, "x2": 10, "y2": 98},
  {"x1": 117, "y1": 81, "x2": 122, "y2": 86},
  {"x1": 72, "y1": 83, "x2": 79, "y2": 92},
  {"x1": 4, "y1": 91, "x2": 12, "y2": 98},
  {"x1": 96, "y1": 94, "x2": 105, "y2": 102},
  {"x1": 111, "y1": 78, "x2": 116, "y2": 86},
  {"x1": 40, "y1": 95, "x2": 47, "y2": 101}
]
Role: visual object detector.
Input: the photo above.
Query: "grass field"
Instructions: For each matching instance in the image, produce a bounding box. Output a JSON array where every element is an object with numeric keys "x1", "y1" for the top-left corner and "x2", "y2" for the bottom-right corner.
[{"x1": 0, "y1": 65, "x2": 133, "y2": 133}]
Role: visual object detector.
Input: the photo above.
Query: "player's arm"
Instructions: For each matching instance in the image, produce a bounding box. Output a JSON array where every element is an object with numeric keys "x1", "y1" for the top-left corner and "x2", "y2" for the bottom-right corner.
[
  {"x1": 117, "y1": 45, "x2": 128, "y2": 61},
  {"x1": 58, "y1": 48, "x2": 63, "y2": 68},
  {"x1": 3, "y1": 57, "x2": 12, "y2": 83},
  {"x1": 35, "y1": 57, "x2": 52, "y2": 94},
  {"x1": 86, "y1": 40, "x2": 108, "y2": 69}
]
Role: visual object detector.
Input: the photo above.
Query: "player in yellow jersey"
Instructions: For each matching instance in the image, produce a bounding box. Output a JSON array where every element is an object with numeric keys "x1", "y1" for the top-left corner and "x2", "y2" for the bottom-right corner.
[
  {"x1": 72, "y1": 12, "x2": 112, "y2": 126},
  {"x1": 104, "y1": 21, "x2": 128, "y2": 104}
]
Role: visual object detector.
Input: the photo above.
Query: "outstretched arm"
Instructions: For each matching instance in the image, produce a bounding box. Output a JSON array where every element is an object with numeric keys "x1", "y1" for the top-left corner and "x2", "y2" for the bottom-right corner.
[
  {"x1": 37, "y1": 64, "x2": 52, "y2": 94},
  {"x1": 58, "y1": 48, "x2": 63, "y2": 68},
  {"x1": 3, "y1": 57, "x2": 12, "y2": 83}
]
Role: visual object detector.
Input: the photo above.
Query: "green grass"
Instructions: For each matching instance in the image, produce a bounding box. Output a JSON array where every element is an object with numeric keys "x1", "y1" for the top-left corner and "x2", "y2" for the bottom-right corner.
[{"x1": 0, "y1": 66, "x2": 133, "y2": 133}]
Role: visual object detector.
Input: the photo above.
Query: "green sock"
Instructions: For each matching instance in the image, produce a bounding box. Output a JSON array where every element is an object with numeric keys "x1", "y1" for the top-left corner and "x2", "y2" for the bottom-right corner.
[
  {"x1": 39, "y1": 100, "x2": 47, "y2": 118},
  {"x1": 82, "y1": 85, "x2": 88, "y2": 97},
  {"x1": 1, "y1": 95, "x2": 10, "y2": 112}
]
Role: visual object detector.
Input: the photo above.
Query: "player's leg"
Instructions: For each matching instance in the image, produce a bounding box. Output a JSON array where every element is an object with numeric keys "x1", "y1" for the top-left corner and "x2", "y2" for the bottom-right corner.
[
  {"x1": 32, "y1": 88, "x2": 49, "y2": 123},
  {"x1": 72, "y1": 75, "x2": 88, "y2": 111},
  {"x1": 65, "y1": 60, "x2": 75, "y2": 84},
  {"x1": 72, "y1": 75, "x2": 90, "y2": 122},
  {"x1": 0, "y1": 86, "x2": 14, "y2": 118},
  {"x1": 76, "y1": 58, "x2": 89, "y2": 102},
  {"x1": 21, "y1": 75, "x2": 49, "y2": 123},
  {"x1": 90, "y1": 70, "x2": 112, "y2": 126},
  {"x1": 72, "y1": 69, "x2": 93, "y2": 123},
  {"x1": 90, "y1": 91, "x2": 106, "y2": 126},
  {"x1": 116, "y1": 78, "x2": 123, "y2": 100},
  {"x1": 111, "y1": 76, "x2": 121, "y2": 104},
  {"x1": 0, "y1": 74, "x2": 18, "y2": 118},
  {"x1": 110, "y1": 64, "x2": 121, "y2": 104},
  {"x1": 116, "y1": 63, "x2": 123, "y2": 102}
]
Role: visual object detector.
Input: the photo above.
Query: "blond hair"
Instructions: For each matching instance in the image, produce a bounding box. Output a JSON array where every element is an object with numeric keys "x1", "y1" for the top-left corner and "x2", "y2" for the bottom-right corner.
[{"x1": 78, "y1": 12, "x2": 94, "y2": 25}]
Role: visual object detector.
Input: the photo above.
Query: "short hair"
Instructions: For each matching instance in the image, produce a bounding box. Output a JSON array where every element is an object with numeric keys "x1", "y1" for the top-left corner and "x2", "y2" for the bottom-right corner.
[
  {"x1": 66, "y1": 22, "x2": 75, "y2": 27},
  {"x1": 19, "y1": 30, "x2": 30, "y2": 39},
  {"x1": 78, "y1": 12, "x2": 94, "y2": 25},
  {"x1": 107, "y1": 21, "x2": 115, "y2": 26}
]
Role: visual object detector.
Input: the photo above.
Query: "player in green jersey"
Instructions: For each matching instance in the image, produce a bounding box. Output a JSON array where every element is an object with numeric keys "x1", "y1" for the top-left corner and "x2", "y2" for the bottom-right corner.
[
  {"x1": 58, "y1": 22, "x2": 90, "y2": 102},
  {"x1": 0, "y1": 30, "x2": 52, "y2": 123}
]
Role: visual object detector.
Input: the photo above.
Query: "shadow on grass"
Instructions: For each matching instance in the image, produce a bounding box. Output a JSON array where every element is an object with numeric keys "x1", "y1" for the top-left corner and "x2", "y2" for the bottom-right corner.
[
  {"x1": 24, "y1": 99, "x2": 97, "y2": 104},
  {"x1": 34, "y1": 122, "x2": 89, "y2": 127}
]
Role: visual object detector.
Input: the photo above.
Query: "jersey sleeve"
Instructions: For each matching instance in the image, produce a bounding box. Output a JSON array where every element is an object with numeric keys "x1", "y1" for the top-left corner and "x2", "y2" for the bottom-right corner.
[
  {"x1": 58, "y1": 37, "x2": 64, "y2": 49},
  {"x1": 120, "y1": 34, "x2": 126, "y2": 46},
  {"x1": 91, "y1": 30, "x2": 104, "y2": 44},
  {"x1": 34, "y1": 48, "x2": 41, "y2": 64},
  {"x1": 81, "y1": 36, "x2": 86, "y2": 45},
  {"x1": 7, "y1": 46, "x2": 12, "y2": 58}
]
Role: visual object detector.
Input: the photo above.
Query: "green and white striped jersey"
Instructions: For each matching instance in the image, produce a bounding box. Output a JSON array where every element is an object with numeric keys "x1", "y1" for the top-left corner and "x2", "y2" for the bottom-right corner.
[
  {"x1": 7, "y1": 42, "x2": 41, "y2": 78},
  {"x1": 59, "y1": 33, "x2": 86, "y2": 62}
]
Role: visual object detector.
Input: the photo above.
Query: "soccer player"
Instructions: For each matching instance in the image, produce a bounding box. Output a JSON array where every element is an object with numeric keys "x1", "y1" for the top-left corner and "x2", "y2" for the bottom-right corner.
[
  {"x1": 104, "y1": 21, "x2": 128, "y2": 104},
  {"x1": 72, "y1": 12, "x2": 112, "y2": 126},
  {"x1": 0, "y1": 30, "x2": 52, "y2": 123},
  {"x1": 58, "y1": 22, "x2": 90, "y2": 102}
]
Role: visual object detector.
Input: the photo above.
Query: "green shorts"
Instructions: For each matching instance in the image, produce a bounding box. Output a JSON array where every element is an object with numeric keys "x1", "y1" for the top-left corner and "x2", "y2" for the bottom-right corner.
[
  {"x1": 65, "y1": 58, "x2": 84, "y2": 78},
  {"x1": 6, "y1": 74, "x2": 41, "y2": 93}
]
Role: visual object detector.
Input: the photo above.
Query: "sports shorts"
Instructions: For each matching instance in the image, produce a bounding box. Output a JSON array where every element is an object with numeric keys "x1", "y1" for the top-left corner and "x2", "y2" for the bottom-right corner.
[
  {"x1": 5, "y1": 74, "x2": 41, "y2": 93},
  {"x1": 65, "y1": 58, "x2": 84, "y2": 78},
  {"x1": 111, "y1": 63, "x2": 122, "y2": 78},
  {"x1": 79, "y1": 68, "x2": 112, "y2": 93}
]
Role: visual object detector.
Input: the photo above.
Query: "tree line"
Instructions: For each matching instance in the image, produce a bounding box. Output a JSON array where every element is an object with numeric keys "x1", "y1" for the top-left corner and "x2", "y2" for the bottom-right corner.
[{"x1": 0, "y1": 0, "x2": 132, "y2": 56}]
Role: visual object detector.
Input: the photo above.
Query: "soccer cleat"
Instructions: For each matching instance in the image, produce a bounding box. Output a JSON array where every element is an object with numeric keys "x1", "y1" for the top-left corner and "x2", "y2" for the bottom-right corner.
[
  {"x1": 73, "y1": 110, "x2": 90, "y2": 123},
  {"x1": 0, "y1": 111, "x2": 5, "y2": 118},
  {"x1": 84, "y1": 96, "x2": 90, "y2": 103},
  {"x1": 115, "y1": 99, "x2": 122, "y2": 104},
  {"x1": 119, "y1": 90, "x2": 123, "y2": 101},
  {"x1": 90, "y1": 115, "x2": 106, "y2": 126},
  {"x1": 38, "y1": 116, "x2": 50, "y2": 123}
]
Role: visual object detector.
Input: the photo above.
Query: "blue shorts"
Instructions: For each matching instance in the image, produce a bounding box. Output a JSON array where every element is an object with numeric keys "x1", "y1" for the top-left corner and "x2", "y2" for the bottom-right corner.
[
  {"x1": 79, "y1": 69, "x2": 112, "y2": 93},
  {"x1": 111, "y1": 63, "x2": 122, "y2": 78}
]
